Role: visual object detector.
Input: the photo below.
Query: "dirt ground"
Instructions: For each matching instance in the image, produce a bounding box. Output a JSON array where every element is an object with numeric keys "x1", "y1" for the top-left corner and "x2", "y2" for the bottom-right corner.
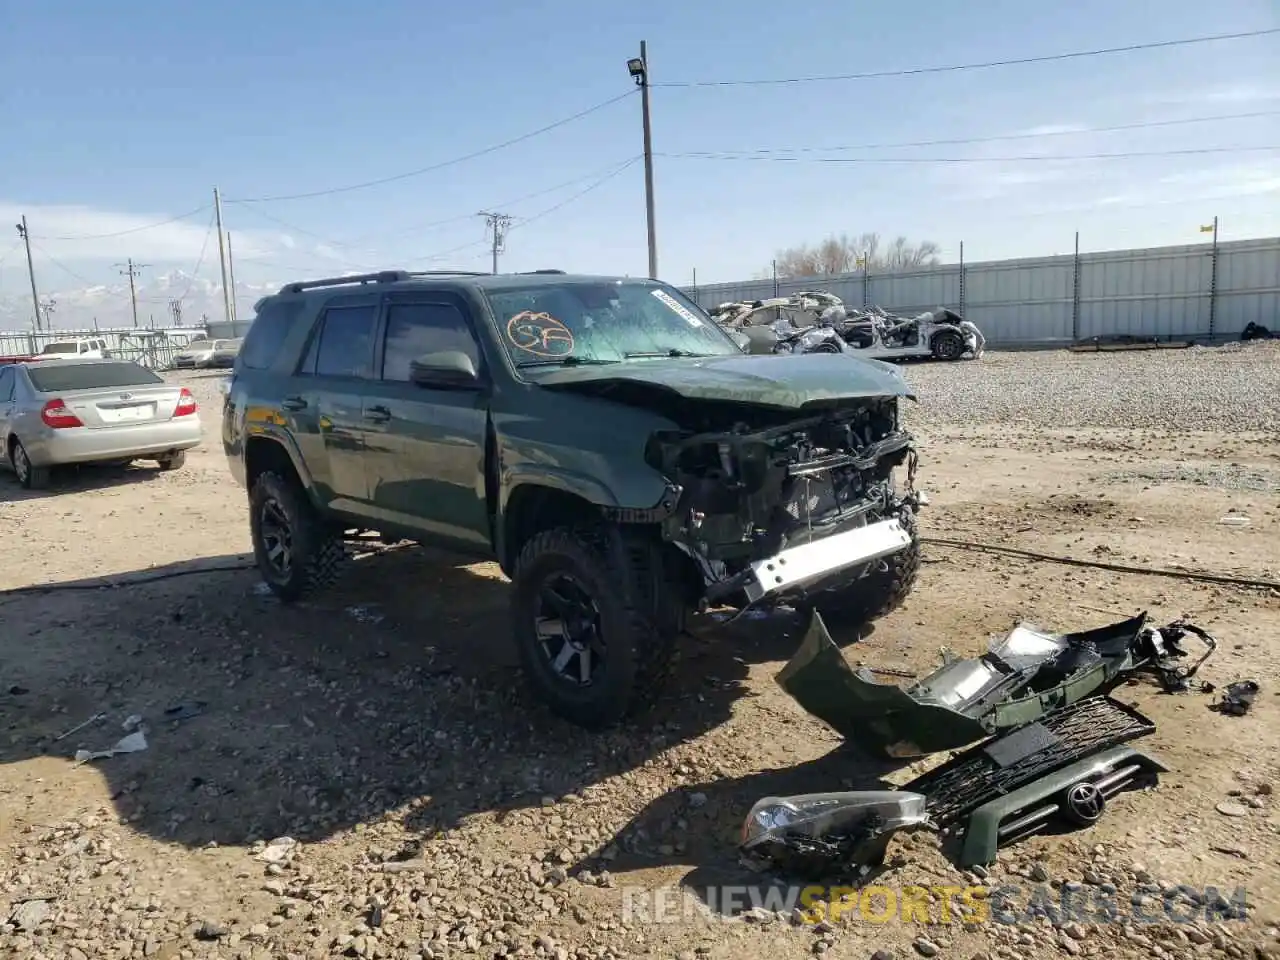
[{"x1": 1, "y1": 350, "x2": 1278, "y2": 960}]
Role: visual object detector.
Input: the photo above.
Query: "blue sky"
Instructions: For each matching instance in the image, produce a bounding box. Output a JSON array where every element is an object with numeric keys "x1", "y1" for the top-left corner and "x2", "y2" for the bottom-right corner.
[{"x1": 1, "y1": 0, "x2": 1277, "y2": 325}]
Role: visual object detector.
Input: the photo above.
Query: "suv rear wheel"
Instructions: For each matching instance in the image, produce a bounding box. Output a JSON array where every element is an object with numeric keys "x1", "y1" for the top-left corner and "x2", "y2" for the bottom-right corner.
[
  {"x1": 511, "y1": 526, "x2": 682, "y2": 729},
  {"x1": 249, "y1": 470, "x2": 348, "y2": 601}
]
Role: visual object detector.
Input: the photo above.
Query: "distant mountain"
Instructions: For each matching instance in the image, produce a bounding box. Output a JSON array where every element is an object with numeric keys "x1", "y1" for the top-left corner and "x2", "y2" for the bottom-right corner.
[{"x1": 0, "y1": 269, "x2": 279, "y2": 332}]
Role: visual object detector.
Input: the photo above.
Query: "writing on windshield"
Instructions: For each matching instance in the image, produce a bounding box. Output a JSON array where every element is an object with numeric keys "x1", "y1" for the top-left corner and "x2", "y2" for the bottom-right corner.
[{"x1": 485, "y1": 280, "x2": 739, "y2": 366}]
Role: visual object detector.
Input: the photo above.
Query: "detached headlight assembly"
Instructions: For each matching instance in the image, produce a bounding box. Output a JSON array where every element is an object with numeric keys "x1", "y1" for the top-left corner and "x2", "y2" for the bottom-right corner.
[{"x1": 740, "y1": 791, "x2": 930, "y2": 877}]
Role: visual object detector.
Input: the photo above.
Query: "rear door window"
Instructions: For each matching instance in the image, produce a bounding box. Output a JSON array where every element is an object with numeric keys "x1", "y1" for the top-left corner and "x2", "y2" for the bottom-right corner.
[
  {"x1": 0, "y1": 368, "x2": 13, "y2": 402},
  {"x1": 300, "y1": 304, "x2": 378, "y2": 378}
]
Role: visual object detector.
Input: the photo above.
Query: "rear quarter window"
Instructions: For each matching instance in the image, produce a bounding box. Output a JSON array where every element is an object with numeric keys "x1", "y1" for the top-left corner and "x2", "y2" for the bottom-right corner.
[{"x1": 240, "y1": 299, "x2": 306, "y2": 370}]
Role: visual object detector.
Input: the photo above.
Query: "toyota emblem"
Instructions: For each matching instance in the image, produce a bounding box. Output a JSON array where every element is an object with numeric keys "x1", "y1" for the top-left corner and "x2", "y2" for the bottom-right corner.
[
  {"x1": 120, "y1": 392, "x2": 133, "y2": 400},
  {"x1": 1064, "y1": 781, "x2": 1106, "y2": 824}
]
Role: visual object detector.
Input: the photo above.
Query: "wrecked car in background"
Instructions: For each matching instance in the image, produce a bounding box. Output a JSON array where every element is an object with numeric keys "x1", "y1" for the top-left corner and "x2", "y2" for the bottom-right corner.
[
  {"x1": 223, "y1": 271, "x2": 927, "y2": 731},
  {"x1": 710, "y1": 292, "x2": 984, "y2": 363},
  {"x1": 708, "y1": 292, "x2": 863, "y2": 358},
  {"x1": 737, "y1": 609, "x2": 1216, "y2": 877}
]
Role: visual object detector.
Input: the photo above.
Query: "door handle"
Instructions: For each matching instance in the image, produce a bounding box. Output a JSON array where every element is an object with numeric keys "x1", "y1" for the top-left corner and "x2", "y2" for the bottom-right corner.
[
  {"x1": 281, "y1": 396, "x2": 307, "y2": 411},
  {"x1": 364, "y1": 405, "x2": 391, "y2": 423}
]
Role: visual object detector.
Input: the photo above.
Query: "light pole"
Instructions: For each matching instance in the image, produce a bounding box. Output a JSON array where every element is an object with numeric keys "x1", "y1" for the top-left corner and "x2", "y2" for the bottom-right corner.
[{"x1": 627, "y1": 44, "x2": 657, "y2": 280}]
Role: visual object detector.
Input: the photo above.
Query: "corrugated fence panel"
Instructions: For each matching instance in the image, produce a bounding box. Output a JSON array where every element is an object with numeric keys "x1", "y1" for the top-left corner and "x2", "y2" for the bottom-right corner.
[
  {"x1": 1078, "y1": 246, "x2": 1210, "y2": 340},
  {"x1": 777, "y1": 275, "x2": 864, "y2": 305},
  {"x1": 680, "y1": 237, "x2": 1279, "y2": 345},
  {"x1": 867, "y1": 267, "x2": 961, "y2": 317},
  {"x1": 1216, "y1": 238, "x2": 1280, "y2": 335},
  {"x1": 963, "y1": 256, "x2": 1075, "y2": 343}
]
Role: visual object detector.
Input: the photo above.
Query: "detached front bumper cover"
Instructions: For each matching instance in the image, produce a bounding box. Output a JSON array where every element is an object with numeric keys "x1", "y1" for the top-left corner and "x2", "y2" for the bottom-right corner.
[{"x1": 776, "y1": 609, "x2": 1215, "y2": 760}]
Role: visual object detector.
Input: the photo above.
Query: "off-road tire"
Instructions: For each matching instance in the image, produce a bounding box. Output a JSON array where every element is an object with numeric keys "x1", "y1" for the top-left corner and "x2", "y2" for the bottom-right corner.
[
  {"x1": 810, "y1": 509, "x2": 920, "y2": 632},
  {"x1": 511, "y1": 525, "x2": 684, "y2": 730},
  {"x1": 10, "y1": 439, "x2": 50, "y2": 490},
  {"x1": 157, "y1": 450, "x2": 187, "y2": 471},
  {"x1": 931, "y1": 330, "x2": 966, "y2": 361},
  {"x1": 249, "y1": 470, "x2": 348, "y2": 602}
]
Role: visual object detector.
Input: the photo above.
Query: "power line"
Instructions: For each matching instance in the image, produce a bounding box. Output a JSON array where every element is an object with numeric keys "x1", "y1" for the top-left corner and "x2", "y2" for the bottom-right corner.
[
  {"x1": 395, "y1": 163, "x2": 639, "y2": 266},
  {"x1": 34, "y1": 204, "x2": 212, "y2": 242},
  {"x1": 28, "y1": 242, "x2": 121, "y2": 292},
  {"x1": 226, "y1": 89, "x2": 638, "y2": 203},
  {"x1": 674, "y1": 110, "x2": 1280, "y2": 157},
  {"x1": 511, "y1": 158, "x2": 642, "y2": 230},
  {"x1": 0, "y1": 241, "x2": 24, "y2": 267},
  {"x1": 656, "y1": 27, "x2": 1280, "y2": 87},
  {"x1": 175, "y1": 210, "x2": 218, "y2": 302},
  {"x1": 343, "y1": 158, "x2": 647, "y2": 245},
  {"x1": 228, "y1": 158, "x2": 646, "y2": 272},
  {"x1": 660, "y1": 145, "x2": 1280, "y2": 164}
]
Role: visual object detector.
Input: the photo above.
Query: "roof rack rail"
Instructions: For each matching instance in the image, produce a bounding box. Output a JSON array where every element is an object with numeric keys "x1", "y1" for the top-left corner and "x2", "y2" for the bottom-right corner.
[
  {"x1": 280, "y1": 271, "x2": 408, "y2": 294},
  {"x1": 521, "y1": 269, "x2": 566, "y2": 274},
  {"x1": 403, "y1": 270, "x2": 491, "y2": 277}
]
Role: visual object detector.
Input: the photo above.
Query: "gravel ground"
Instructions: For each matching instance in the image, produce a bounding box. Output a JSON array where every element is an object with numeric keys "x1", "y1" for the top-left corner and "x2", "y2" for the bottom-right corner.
[
  {"x1": 1, "y1": 346, "x2": 1278, "y2": 960},
  {"x1": 899, "y1": 340, "x2": 1280, "y2": 432}
]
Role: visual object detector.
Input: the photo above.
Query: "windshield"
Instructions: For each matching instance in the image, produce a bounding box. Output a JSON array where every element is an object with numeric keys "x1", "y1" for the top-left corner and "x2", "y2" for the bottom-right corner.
[
  {"x1": 28, "y1": 361, "x2": 162, "y2": 393},
  {"x1": 187, "y1": 340, "x2": 212, "y2": 350},
  {"x1": 212, "y1": 340, "x2": 240, "y2": 350},
  {"x1": 40, "y1": 342, "x2": 81, "y2": 355},
  {"x1": 483, "y1": 279, "x2": 740, "y2": 367}
]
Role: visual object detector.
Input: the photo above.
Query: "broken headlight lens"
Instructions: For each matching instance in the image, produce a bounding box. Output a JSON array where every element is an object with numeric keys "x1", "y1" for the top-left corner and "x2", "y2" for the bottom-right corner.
[{"x1": 740, "y1": 791, "x2": 929, "y2": 848}]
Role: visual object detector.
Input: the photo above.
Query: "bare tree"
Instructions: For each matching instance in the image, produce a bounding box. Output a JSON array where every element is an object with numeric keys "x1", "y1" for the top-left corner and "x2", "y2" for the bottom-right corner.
[{"x1": 772, "y1": 232, "x2": 941, "y2": 278}]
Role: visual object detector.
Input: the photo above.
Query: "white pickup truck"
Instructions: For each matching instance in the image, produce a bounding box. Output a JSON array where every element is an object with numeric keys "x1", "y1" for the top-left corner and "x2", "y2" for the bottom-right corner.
[{"x1": 39, "y1": 337, "x2": 111, "y2": 359}]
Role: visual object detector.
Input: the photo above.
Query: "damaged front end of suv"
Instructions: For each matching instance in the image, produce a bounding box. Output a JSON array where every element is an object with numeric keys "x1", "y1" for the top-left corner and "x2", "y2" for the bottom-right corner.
[{"x1": 638, "y1": 383, "x2": 924, "y2": 619}]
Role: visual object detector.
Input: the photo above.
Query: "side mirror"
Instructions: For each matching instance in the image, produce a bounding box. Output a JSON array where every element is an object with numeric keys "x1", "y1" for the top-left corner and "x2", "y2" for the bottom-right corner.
[
  {"x1": 409, "y1": 350, "x2": 482, "y2": 389},
  {"x1": 728, "y1": 331, "x2": 751, "y2": 353}
]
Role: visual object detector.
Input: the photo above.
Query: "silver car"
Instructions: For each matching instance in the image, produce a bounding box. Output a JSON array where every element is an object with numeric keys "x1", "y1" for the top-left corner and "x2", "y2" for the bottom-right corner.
[
  {"x1": 0, "y1": 359, "x2": 202, "y2": 489},
  {"x1": 174, "y1": 338, "x2": 241, "y2": 369},
  {"x1": 209, "y1": 338, "x2": 242, "y2": 368},
  {"x1": 172, "y1": 339, "x2": 216, "y2": 368}
]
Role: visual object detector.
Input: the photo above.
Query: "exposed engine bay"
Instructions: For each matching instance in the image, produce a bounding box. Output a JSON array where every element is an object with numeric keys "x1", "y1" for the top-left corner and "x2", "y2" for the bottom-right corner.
[{"x1": 643, "y1": 397, "x2": 921, "y2": 607}]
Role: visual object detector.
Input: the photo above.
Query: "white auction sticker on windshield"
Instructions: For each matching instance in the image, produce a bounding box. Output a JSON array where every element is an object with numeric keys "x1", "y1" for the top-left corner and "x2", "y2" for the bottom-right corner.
[{"x1": 651, "y1": 289, "x2": 704, "y2": 327}]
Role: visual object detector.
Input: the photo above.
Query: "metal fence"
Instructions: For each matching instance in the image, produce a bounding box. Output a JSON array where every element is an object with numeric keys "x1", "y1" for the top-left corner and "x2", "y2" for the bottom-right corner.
[
  {"x1": 681, "y1": 237, "x2": 1280, "y2": 346},
  {"x1": 0, "y1": 326, "x2": 206, "y2": 370}
]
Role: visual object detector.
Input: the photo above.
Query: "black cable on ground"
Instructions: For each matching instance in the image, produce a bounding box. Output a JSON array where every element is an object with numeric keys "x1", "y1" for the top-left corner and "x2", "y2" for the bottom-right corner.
[
  {"x1": 0, "y1": 562, "x2": 255, "y2": 604},
  {"x1": 922, "y1": 536, "x2": 1280, "y2": 591}
]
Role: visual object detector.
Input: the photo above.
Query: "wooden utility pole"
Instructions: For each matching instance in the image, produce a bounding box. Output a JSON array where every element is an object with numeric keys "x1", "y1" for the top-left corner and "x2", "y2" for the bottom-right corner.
[
  {"x1": 15, "y1": 216, "x2": 42, "y2": 332},
  {"x1": 227, "y1": 232, "x2": 239, "y2": 324},
  {"x1": 478, "y1": 211, "x2": 513, "y2": 274},
  {"x1": 115, "y1": 258, "x2": 148, "y2": 328},
  {"x1": 214, "y1": 187, "x2": 232, "y2": 324}
]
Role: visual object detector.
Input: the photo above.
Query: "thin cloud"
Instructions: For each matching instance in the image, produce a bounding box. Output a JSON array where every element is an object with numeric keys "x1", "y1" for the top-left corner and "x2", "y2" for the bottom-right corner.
[
  {"x1": 0, "y1": 201, "x2": 286, "y2": 264},
  {"x1": 1150, "y1": 83, "x2": 1280, "y2": 107}
]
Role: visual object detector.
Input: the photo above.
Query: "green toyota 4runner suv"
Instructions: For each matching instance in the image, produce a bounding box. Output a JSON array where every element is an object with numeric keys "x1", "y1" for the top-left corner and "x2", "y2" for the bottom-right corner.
[{"x1": 222, "y1": 270, "x2": 924, "y2": 728}]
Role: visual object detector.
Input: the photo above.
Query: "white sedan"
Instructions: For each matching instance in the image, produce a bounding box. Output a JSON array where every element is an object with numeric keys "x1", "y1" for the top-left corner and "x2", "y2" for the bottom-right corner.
[{"x1": 0, "y1": 358, "x2": 202, "y2": 490}]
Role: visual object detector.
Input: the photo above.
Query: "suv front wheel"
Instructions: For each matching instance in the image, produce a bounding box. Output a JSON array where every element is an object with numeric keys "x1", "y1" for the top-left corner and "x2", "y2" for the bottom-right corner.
[
  {"x1": 511, "y1": 526, "x2": 682, "y2": 729},
  {"x1": 249, "y1": 470, "x2": 349, "y2": 601}
]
